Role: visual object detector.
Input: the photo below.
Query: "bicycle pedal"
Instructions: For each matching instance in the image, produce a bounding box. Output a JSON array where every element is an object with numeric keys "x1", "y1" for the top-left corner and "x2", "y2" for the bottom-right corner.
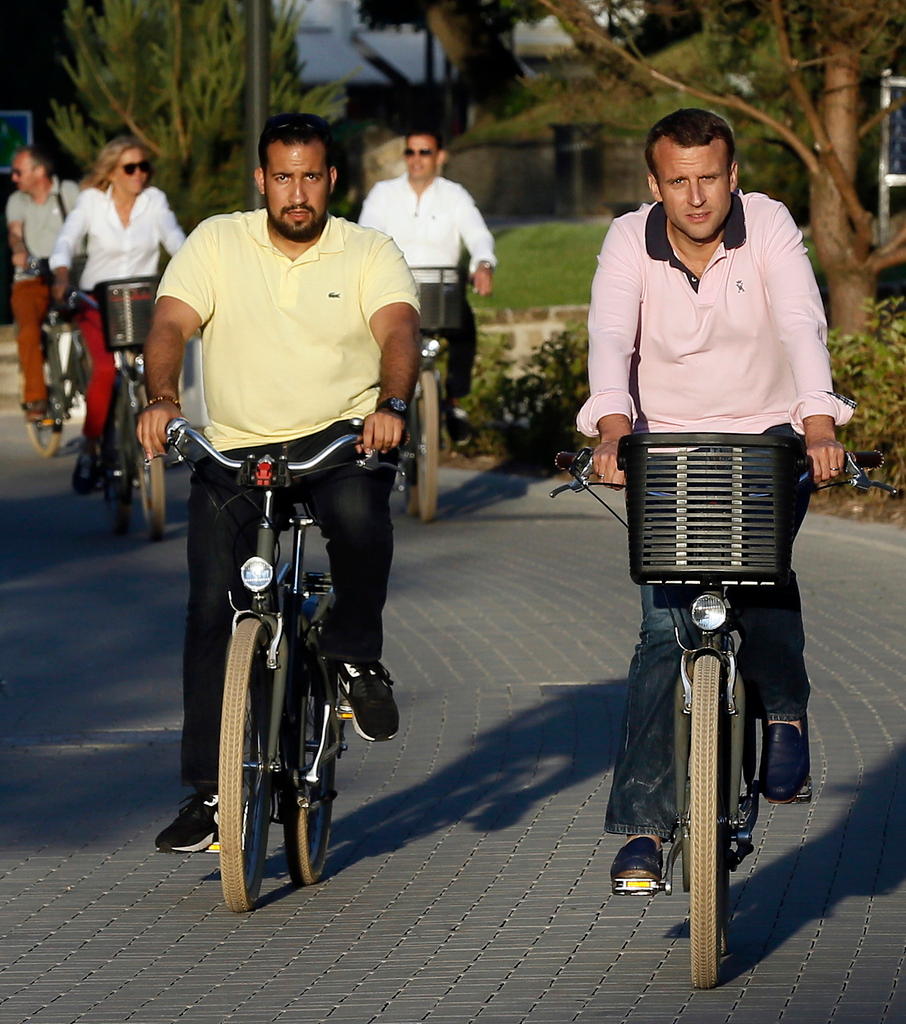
[
  {"x1": 611, "y1": 877, "x2": 669, "y2": 896},
  {"x1": 795, "y1": 776, "x2": 813, "y2": 803}
]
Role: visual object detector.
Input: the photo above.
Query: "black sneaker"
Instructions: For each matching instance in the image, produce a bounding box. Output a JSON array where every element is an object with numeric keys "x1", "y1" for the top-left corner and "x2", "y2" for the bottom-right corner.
[
  {"x1": 71, "y1": 452, "x2": 100, "y2": 495},
  {"x1": 445, "y1": 406, "x2": 473, "y2": 445},
  {"x1": 155, "y1": 793, "x2": 219, "y2": 852},
  {"x1": 335, "y1": 661, "x2": 399, "y2": 741}
]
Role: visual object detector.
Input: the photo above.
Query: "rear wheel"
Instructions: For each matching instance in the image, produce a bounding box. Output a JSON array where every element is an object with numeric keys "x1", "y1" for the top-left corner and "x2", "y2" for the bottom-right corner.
[
  {"x1": 688, "y1": 652, "x2": 726, "y2": 989},
  {"x1": 283, "y1": 656, "x2": 336, "y2": 886},
  {"x1": 410, "y1": 368, "x2": 440, "y2": 523},
  {"x1": 219, "y1": 617, "x2": 274, "y2": 913}
]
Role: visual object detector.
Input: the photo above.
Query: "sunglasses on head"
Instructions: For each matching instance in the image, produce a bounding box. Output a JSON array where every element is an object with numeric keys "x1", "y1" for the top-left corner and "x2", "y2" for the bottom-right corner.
[
  {"x1": 121, "y1": 160, "x2": 151, "y2": 175},
  {"x1": 404, "y1": 147, "x2": 435, "y2": 157}
]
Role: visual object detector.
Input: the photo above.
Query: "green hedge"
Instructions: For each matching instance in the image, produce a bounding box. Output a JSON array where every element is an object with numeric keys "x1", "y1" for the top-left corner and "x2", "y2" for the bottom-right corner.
[
  {"x1": 459, "y1": 299, "x2": 904, "y2": 497},
  {"x1": 829, "y1": 299, "x2": 906, "y2": 495}
]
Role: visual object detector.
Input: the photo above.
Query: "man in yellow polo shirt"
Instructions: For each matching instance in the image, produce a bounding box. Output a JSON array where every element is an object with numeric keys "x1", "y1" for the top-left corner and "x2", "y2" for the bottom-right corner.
[{"x1": 137, "y1": 113, "x2": 420, "y2": 854}]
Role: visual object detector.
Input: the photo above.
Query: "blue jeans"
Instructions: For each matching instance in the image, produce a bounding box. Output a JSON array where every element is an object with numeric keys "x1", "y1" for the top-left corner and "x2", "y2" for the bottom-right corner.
[
  {"x1": 605, "y1": 427, "x2": 811, "y2": 839},
  {"x1": 180, "y1": 420, "x2": 396, "y2": 789}
]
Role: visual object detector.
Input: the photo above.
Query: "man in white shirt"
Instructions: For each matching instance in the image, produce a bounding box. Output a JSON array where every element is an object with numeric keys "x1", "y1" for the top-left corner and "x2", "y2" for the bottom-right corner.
[
  {"x1": 5, "y1": 146, "x2": 79, "y2": 420},
  {"x1": 358, "y1": 130, "x2": 496, "y2": 441}
]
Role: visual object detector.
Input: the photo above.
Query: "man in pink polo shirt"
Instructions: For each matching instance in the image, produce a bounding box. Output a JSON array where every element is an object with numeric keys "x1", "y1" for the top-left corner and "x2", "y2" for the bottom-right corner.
[{"x1": 578, "y1": 108, "x2": 855, "y2": 889}]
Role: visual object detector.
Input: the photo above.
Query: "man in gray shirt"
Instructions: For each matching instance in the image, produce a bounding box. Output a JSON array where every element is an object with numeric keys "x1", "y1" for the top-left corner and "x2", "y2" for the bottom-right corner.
[{"x1": 6, "y1": 146, "x2": 79, "y2": 420}]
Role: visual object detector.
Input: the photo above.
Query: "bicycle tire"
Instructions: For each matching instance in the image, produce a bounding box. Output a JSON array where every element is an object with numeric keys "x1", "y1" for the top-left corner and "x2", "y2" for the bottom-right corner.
[
  {"x1": 283, "y1": 654, "x2": 336, "y2": 886},
  {"x1": 412, "y1": 368, "x2": 440, "y2": 522},
  {"x1": 219, "y1": 617, "x2": 274, "y2": 913},
  {"x1": 404, "y1": 390, "x2": 421, "y2": 516},
  {"x1": 25, "y1": 326, "x2": 65, "y2": 458},
  {"x1": 688, "y1": 651, "x2": 726, "y2": 989},
  {"x1": 102, "y1": 380, "x2": 133, "y2": 534},
  {"x1": 25, "y1": 418, "x2": 63, "y2": 458},
  {"x1": 135, "y1": 385, "x2": 166, "y2": 540}
]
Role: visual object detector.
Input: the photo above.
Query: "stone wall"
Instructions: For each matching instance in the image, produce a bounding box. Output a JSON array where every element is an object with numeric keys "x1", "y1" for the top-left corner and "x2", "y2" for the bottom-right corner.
[{"x1": 475, "y1": 304, "x2": 589, "y2": 367}]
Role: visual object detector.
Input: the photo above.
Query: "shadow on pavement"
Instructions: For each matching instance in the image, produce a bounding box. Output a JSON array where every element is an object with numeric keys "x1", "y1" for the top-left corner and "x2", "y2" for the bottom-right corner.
[
  {"x1": 721, "y1": 739, "x2": 906, "y2": 979},
  {"x1": 324, "y1": 679, "x2": 625, "y2": 874}
]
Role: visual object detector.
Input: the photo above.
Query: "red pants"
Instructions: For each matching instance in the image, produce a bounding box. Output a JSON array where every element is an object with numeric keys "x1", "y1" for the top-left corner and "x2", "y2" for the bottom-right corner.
[
  {"x1": 77, "y1": 307, "x2": 116, "y2": 441},
  {"x1": 11, "y1": 278, "x2": 50, "y2": 405}
]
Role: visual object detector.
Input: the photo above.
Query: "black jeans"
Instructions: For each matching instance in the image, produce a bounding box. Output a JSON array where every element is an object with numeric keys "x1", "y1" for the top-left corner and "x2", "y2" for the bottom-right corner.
[
  {"x1": 180, "y1": 420, "x2": 396, "y2": 789},
  {"x1": 605, "y1": 425, "x2": 812, "y2": 838},
  {"x1": 443, "y1": 298, "x2": 477, "y2": 400}
]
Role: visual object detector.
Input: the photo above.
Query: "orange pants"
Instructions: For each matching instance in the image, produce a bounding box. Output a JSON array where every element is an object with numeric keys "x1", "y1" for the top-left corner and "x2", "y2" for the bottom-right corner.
[{"x1": 10, "y1": 278, "x2": 50, "y2": 406}]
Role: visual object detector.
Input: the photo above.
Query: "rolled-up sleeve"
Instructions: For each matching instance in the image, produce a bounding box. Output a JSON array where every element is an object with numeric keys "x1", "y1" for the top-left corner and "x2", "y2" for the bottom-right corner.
[
  {"x1": 576, "y1": 219, "x2": 644, "y2": 437},
  {"x1": 49, "y1": 191, "x2": 89, "y2": 272}
]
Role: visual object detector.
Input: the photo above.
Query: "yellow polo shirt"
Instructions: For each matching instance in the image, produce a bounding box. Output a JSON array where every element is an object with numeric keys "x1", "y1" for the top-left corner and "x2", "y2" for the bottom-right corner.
[{"x1": 158, "y1": 210, "x2": 418, "y2": 450}]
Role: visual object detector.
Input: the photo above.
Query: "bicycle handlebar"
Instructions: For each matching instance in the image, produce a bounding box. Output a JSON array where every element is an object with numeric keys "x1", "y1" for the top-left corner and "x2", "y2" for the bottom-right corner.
[
  {"x1": 165, "y1": 417, "x2": 367, "y2": 475},
  {"x1": 551, "y1": 445, "x2": 896, "y2": 496}
]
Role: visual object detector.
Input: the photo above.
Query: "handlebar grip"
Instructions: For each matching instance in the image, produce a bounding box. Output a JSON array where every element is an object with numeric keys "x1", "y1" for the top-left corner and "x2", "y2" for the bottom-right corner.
[
  {"x1": 850, "y1": 450, "x2": 884, "y2": 469},
  {"x1": 554, "y1": 451, "x2": 578, "y2": 471}
]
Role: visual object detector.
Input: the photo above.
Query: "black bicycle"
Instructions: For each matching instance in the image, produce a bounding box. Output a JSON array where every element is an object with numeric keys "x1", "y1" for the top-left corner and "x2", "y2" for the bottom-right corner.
[
  {"x1": 398, "y1": 267, "x2": 463, "y2": 523},
  {"x1": 25, "y1": 293, "x2": 90, "y2": 458},
  {"x1": 165, "y1": 417, "x2": 391, "y2": 912},
  {"x1": 95, "y1": 277, "x2": 166, "y2": 539},
  {"x1": 552, "y1": 435, "x2": 895, "y2": 988}
]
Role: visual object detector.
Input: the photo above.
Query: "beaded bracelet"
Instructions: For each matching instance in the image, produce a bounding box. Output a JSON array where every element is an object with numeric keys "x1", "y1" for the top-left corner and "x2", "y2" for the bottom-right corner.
[{"x1": 146, "y1": 394, "x2": 181, "y2": 411}]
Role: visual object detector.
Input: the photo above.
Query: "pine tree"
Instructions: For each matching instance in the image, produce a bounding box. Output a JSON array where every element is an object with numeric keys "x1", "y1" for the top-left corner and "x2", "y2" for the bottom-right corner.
[{"x1": 50, "y1": 0, "x2": 346, "y2": 228}]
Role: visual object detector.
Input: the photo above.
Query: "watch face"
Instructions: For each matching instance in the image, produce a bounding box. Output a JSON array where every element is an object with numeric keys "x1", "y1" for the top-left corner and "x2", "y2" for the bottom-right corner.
[{"x1": 386, "y1": 397, "x2": 407, "y2": 414}]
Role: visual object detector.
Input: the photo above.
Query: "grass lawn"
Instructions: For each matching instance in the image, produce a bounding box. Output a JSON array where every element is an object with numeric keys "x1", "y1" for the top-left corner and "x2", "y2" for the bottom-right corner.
[{"x1": 471, "y1": 220, "x2": 607, "y2": 311}]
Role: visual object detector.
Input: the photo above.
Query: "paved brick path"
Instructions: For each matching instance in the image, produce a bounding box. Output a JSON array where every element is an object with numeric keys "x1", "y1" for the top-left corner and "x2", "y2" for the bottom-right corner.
[{"x1": 1, "y1": 411, "x2": 905, "y2": 1023}]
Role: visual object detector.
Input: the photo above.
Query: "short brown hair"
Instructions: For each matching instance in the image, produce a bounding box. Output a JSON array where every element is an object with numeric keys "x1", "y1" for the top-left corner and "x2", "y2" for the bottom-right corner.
[{"x1": 645, "y1": 108, "x2": 735, "y2": 179}]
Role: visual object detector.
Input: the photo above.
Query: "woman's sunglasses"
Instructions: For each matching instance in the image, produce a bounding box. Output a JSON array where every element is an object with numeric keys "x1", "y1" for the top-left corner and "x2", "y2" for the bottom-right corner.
[{"x1": 121, "y1": 160, "x2": 151, "y2": 175}]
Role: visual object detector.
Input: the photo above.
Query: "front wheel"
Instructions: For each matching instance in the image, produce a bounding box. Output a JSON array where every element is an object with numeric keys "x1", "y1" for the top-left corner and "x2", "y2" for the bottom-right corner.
[
  {"x1": 136, "y1": 385, "x2": 165, "y2": 540},
  {"x1": 688, "y1": 651, "x2": 727, "y2": 989},
  {"x1": 219, "y1": 617, "x2": 275, "y2": 913},
  {"x1": 408, "y1": 368, "x2": 440, "y2": 523},
  {"x1": 283, "y1": 655, "x2": 336, "y2": 886},
  {"x1": 102, "y1": 379, "x2": 134, "y2": 535}
]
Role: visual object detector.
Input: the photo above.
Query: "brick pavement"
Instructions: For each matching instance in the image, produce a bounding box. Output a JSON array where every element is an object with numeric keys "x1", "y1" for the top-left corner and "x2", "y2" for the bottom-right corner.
[{"x1": 1, "y1": 412, "x2": 905, "y2": 1023}]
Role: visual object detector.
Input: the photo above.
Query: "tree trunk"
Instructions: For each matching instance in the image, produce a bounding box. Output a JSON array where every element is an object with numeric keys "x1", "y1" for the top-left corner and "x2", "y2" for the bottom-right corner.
[
  {"x1": 808, "y1": 47, "x2": 876, "y2": 333},
  {"x1": 423, "y1": 0, "x2": 523, "y2": 105}
]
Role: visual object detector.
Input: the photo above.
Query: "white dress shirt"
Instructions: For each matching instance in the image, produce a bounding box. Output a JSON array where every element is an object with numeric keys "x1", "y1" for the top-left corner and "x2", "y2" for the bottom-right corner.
[
  {"x1": 50, "y1": 185, "x2": 185, "y2": 291},
  {"x1": 358, "y1": 174, "x2": 495, "y2": 274}
]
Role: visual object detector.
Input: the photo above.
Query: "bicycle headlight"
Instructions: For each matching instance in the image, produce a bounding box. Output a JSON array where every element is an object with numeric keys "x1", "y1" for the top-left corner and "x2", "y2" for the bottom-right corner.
[
  {"x1": 691, "y1": 594, "x2": 728, "y2": 632},
  {"x1": 240, "y1": 556, "x2": 273, "y2": 594}
]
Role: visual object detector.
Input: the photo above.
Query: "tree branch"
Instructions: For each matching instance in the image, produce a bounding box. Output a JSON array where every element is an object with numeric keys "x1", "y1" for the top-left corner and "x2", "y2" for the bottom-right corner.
[{"x1": 860, "y1": 90, "x2": 906, "y2": 139}]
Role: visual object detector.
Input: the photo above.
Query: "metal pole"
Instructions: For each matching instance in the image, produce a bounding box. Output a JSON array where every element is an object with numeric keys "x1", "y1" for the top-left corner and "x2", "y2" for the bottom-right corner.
[
  {"x1": 879, "y1": 70, "x2": 891, "y2": 246},
  {"x1": 245, "y1": 0, "x2": 270, "y2": 210}
]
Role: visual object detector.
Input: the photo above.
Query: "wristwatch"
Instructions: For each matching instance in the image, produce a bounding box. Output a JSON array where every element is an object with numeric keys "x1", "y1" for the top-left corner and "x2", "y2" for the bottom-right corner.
[{"x1": 377, "y1": 396, "x2": 408, "y2": 418}]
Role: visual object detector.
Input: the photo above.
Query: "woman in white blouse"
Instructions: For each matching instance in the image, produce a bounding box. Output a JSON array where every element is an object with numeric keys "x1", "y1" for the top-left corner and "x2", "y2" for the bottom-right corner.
[{"x1": 50, "y1": 135, "x2": 185, "y2": 493}]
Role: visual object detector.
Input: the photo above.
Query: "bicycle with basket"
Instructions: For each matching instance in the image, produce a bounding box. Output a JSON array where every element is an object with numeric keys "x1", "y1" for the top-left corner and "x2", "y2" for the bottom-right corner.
[
  {"x1": 552, "y1": 432, "x2": 895, "y2": 988},
  {"x1": 398, "y1": 267, "x2": 463, "y2": 523},
  {"x1": 95, "y1": 276, "x2": 166, "y2": 540}
]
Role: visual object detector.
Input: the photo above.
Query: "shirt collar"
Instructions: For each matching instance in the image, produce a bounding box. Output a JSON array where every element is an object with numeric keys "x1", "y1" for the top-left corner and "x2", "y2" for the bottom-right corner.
[
  {"x1": 644, "y1": 191, "x2": 746, "y2": 261},
  {"x1": 248, "y1": 209, "x2": 344, "y2": 260}
]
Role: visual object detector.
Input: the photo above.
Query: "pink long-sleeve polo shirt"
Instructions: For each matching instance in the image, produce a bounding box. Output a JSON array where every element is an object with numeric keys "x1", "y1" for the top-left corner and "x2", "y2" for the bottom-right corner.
[{"x1": 576, "y1": 190, "x2": 855, "y2": 438}]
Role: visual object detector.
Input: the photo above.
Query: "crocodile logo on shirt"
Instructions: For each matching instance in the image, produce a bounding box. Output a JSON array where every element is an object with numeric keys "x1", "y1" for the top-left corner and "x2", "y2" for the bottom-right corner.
[{"x1": 328, "y1": 291, "x2": 341, "y2": 298}]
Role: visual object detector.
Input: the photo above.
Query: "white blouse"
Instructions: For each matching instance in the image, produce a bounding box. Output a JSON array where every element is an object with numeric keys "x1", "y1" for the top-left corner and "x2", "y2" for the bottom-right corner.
[{"x1": 50, "y1": 185, "x2": 185, "y2": 291}]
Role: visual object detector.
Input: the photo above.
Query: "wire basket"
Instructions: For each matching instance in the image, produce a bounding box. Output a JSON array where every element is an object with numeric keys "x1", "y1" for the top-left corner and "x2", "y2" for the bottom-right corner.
[
  {"x1": 96, "y1": 276, "x2": 158, "y2": 351},
  {"x1": 410, "y1": 267, "x2": 463, "y2": 333},
  {"x1": 618, "y1": 433, "x2": 807, "y2": 587}
]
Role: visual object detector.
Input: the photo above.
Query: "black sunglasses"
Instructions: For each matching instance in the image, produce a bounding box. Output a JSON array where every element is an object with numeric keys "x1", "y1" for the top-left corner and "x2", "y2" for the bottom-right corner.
[
  {"x1": 121, "y1": 160, "x2": 151, "y2": 175},
  {"x1": 404, "y1": 147, "x2": 435, "y2": 157}
]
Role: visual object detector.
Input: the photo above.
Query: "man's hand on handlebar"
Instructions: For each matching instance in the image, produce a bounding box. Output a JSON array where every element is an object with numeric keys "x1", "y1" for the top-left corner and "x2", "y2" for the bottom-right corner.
[
  {"x1": 137, "y1": 400, "x2": 181, "y2": 460},
  {"x1": 592, "y1": 413, "x2": 632, "y2": 488},
  {"x1": 360, "y1": 409, "x2": 405, "y2": 455}
]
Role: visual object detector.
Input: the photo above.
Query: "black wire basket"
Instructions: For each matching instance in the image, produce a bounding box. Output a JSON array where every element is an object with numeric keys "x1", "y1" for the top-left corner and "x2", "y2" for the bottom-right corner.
[
  {"x1": 96, "y1": 276, "x2": 158, "y2": 352},
  {"x1": 410, "y1": 267, "x2": 463, "y2": 333},
  {"x1": 618, "y1": 433, "x2": 808, "y2": 587}
]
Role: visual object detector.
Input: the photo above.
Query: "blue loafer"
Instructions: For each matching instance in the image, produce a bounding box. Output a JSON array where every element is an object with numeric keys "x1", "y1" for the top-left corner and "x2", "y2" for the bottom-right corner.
[
  {"x1": 762, "y1": 716, "x2": 810, "y2": 803},
  {"x1": 610, "y1": 836, "x2": 663, "y2": 882}
]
